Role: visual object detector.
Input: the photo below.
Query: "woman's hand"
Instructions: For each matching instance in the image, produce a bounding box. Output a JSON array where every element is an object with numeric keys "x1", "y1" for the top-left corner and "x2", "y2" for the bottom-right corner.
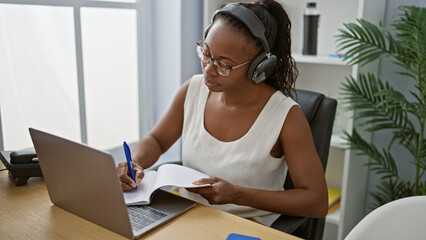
[
  {"x1": 116, "y1": 162, "x2": 144, "y2": 192},
  {"x1": 187, "y1": 177, "x2": 241, "y2": 205}
]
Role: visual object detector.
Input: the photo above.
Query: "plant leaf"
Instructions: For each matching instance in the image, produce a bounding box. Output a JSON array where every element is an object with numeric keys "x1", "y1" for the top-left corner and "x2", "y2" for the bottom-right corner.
[
  {"x1": 370, "y1": 178, "x2": 412, "y2": 209},
  {"x1": 336, "y1": 19, "x2": 396, "y2": 66}
]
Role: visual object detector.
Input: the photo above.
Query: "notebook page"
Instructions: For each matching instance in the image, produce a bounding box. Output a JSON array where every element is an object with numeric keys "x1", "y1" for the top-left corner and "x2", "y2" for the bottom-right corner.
[
  {"x1": 152, "y1": 164, "x2": 210, "y2": 190},
  {"x1": 123, "y1": 171, "x2": 156, "y2": 205}
]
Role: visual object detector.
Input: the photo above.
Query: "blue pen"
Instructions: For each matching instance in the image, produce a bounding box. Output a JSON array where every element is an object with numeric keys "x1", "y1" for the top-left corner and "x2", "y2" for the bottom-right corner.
[{"x1": 123, "y1": 141, "x2": 137, "y2": 190}]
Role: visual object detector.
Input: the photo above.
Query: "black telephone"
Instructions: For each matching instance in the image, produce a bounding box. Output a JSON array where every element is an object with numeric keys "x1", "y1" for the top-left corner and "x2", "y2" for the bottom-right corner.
[{"x1": 0, "y1": 150, "x2": 43, "y2": 186}]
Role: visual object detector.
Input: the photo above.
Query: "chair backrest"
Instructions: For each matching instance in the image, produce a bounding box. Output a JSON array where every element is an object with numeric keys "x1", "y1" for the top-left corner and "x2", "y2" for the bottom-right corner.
[
  {"x1": 271, "y1": 89, "x2": 337, "y2": 240},
  {"x1": 292, "y1": 89, "x2": 337, "y2": 240},
  {"x1": 285, "y1": 89, "x2": 337, "y2": 190},
  {"x1": 345, "y1": 196, "x2": 426, "y2": 240}
]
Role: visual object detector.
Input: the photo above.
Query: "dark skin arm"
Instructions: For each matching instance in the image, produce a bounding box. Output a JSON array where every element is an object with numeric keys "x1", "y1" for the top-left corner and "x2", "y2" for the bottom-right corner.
[
  {"x1": 188, "y1": 105, "x2": 329, "y2": 217},
  {"x1": 116, "y1": 80, "x2": 190, "y2": 191}
]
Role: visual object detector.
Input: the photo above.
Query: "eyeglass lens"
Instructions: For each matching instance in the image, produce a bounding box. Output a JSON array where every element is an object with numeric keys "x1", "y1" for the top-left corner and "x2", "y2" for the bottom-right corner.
[{"x1": 196, "y1": 44, "x2": 231, "y2": 76}]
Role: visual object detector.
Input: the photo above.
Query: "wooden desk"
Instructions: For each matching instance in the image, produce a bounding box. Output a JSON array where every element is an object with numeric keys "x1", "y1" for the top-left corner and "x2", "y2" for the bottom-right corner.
[{"x1": 0, "y1": 164, "x2": 300, "y2": 240}]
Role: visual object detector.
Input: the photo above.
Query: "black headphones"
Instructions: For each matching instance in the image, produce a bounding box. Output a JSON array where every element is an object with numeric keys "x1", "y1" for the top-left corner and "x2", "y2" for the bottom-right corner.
[{"x1": 204, "y1": 4, "x2": 277, "y2": 84}]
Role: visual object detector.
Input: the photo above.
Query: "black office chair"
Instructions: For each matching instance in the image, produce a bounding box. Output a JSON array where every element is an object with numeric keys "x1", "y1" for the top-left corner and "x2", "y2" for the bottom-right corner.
[{"x1": 270, "y1": 89, "x2": 337, "y2": 240}]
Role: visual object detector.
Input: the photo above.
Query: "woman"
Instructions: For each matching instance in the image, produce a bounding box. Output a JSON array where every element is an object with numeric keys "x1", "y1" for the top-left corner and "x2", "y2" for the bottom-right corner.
[{"x1": 117, "y1": 0, "x2": 328, "y2": 226}]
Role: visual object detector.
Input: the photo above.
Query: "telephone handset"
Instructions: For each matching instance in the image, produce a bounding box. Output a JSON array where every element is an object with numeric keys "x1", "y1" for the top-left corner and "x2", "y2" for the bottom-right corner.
[
  {"x1": 0, "y1": 150, "x2": 42, "y2": 186},
  {"x1": 10, "y1": 151, "x2": 38, "y2": 164}
]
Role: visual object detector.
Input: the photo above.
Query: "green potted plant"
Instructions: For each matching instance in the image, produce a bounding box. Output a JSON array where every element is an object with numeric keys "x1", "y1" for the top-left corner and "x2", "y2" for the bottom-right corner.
[{"x1": 335, "y1": 5, "x2": 425, "y2": 208}]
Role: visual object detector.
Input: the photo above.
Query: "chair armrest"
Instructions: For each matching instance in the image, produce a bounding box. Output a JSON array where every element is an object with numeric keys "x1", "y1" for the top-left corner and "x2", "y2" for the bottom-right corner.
[{"x1": 270, "y1": 215, "x2": 309, "y2": 233}]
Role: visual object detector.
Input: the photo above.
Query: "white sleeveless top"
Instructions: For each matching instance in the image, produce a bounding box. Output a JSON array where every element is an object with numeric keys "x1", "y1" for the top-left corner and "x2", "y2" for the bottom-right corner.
[{"x1": 179, "y1": 74, "x2": 298, "y2": 226}]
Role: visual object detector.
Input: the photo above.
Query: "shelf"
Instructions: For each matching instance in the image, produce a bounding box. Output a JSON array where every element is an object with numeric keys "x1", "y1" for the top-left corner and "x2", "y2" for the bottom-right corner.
[
  {"x1": 330, "y1": 134, "x2": 347, "y2": 149},
  {"x1": 326, "y1": 208, "x2": 341, "y2": 225},
  {"x1": 293, "y1": 54, "x2": 348, "y2": 66}
]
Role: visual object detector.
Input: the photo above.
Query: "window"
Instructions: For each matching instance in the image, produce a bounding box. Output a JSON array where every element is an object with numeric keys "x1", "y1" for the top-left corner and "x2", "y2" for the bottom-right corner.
[{"x1": 0, "y1": 0, "x2": 150, "y2": 151}]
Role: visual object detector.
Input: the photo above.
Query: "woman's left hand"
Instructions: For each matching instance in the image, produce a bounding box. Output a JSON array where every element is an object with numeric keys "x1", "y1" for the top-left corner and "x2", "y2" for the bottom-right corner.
[{"x1": 187, "y1": 177, "x2": 241, "y2": 205}]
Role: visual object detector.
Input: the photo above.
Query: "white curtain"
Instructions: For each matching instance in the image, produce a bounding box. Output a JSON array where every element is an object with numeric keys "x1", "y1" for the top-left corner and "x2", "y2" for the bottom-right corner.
[
  {"x1": 81, "y1": 7, "x2": 138, "y2": 150},
  {"x1": 0, "y1": 3, "x2": 139, "y2": 151},
  {"x1": 0, "y1": 4, "x2": 81, "y2": 150}
]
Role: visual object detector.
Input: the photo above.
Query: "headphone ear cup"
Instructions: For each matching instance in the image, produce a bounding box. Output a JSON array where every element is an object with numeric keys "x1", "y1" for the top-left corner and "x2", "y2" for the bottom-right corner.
[
  {"x1": 247, "y1": 53, "x2": 267, "y2": 82},
  {"x1": 248, "y1": 53, "x2": 277, "y2": 84}
]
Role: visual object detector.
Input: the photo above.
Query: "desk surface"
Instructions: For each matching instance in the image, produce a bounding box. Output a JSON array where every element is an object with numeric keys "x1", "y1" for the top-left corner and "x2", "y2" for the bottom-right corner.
[{"x1": 0, "y1": 164, "x2": 300, "y2": 240}]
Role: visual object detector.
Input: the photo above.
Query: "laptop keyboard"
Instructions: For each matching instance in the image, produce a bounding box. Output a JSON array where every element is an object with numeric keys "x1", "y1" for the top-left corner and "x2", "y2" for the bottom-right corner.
[{"x1": 127, "y1": 206, "x2": 168, "y2": 232}]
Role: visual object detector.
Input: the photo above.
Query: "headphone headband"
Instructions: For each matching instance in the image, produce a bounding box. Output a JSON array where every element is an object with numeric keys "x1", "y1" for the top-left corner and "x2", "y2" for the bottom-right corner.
[
  {"x1": 211, "y1": 4, "x2": 271, "y2": 54},
  {"x1": 205, "y1": 3, "x2": 277, "y2": 84}
]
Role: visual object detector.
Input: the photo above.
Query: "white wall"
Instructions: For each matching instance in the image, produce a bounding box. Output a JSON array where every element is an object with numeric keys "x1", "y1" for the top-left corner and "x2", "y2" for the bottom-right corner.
[{"x1": 149, "y1": 0, "x2": 203, "y2": 166}]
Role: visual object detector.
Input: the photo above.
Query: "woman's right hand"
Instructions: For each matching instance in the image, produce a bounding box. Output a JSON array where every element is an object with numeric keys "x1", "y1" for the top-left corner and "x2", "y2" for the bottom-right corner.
[{"x1": 116, "y1": 161, "x2": 145, "y2": 192}]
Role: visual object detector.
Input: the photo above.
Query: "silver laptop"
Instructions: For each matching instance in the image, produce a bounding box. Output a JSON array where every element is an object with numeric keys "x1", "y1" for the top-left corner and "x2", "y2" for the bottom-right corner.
[{"x1": 29, "y1": 128, "x2": 195, "y2": 239}]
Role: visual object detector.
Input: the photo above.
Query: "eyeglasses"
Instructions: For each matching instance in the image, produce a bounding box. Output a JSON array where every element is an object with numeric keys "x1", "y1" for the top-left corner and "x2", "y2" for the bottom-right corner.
[{"x1": 196, "y1": 39, "x2": 252, "y2": 77}]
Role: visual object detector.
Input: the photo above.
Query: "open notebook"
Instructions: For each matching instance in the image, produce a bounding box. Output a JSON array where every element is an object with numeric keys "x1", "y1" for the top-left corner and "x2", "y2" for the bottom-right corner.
[{"x1": 124, "y1": 164, "x2": 209, "y2": 205}]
